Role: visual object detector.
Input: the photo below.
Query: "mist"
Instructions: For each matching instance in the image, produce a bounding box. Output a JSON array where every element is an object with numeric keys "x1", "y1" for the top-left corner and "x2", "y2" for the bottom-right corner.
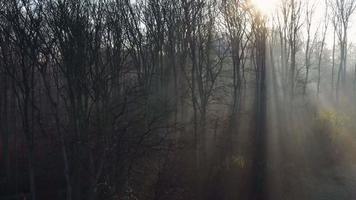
[{"x1": 1, "y1": 0, "x2": 356, "y2": 199}]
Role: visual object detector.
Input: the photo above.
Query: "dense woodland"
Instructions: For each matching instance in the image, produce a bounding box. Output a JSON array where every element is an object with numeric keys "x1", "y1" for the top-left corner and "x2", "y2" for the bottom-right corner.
[{"x1": 2, "y1": 0, "x2": 356, "y2": 199}]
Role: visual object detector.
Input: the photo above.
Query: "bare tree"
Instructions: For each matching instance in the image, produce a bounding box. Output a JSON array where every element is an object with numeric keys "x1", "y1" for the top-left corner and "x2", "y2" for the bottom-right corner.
[
  {"x1": 303, "y1": 1, "x2": 318, "y2": 96},
  {"x1": 331, "y1": 15, "x2": 337, "y2": 96},
  {"x1": 328, "y1": 0, "x2": 356, "y2": 100},
  {"x1": 250, "y1": 11, "x2": 268, "y2": 200},
  {"x1": 317, "y1": 5, "x2": 329, "y2": 95},
  {"x1": 221, "y1": 0, "x2": 251, "y2": 163},
  {"x1": 289, "y1": 0, "x2": 303, "y2": 100}
]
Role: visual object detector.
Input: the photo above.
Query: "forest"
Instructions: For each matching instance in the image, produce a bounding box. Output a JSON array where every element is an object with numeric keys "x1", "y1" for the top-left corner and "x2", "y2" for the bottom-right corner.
[{"x1": 1, "y1": 0, "x2": 356, "y2": 199}]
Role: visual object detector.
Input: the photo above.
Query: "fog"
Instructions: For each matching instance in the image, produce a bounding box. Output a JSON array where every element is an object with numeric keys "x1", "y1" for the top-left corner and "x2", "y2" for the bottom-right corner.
[{"x1": 1, "y1": 0, "x2": 356, "y2": 200}]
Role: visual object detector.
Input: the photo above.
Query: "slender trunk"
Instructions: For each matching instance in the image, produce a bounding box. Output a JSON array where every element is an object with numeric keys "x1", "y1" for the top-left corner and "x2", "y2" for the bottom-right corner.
[
  {"x1": 303, "y1": 21, "x2": 311, "y2": 96},
  {"x1": 332, "y1": 29, "x2": 335, "y2": 98},
  {"x1": 317, "y1": 31, "x2": 327, "y2": 96},
  {"x1": 200, "y1": 106, "x2": 207, "y2": 167},
  {"x1": 21, "y1": 58, "x2": 36, "y2": 200},
  {"x1": 2, "y1": 75, "x2": 10, "y2": 181},
  {"x1": 336, "y1": 40, "x2": 344, "y2": 102},
  {"x1": 24, "y1": 95, "x2": 36, "y2": 200},
  {"x1": 304, "y1": 59, "x2": 310, "y2": 96},
  {"x1": 290, "y1": 4, "x2": 296, "y2": 102},
  {"x1": 290, "y1": 45, "x2": 296, "y2": 101},
  {"x1": 191, "y1": 43, "x2": 199, "y2": 169},
  {"x1": 343, "y1": 30, "x2": 348, "y2": 88},
  {"x1": 354, "y1": 64, "x2": 356, "y2": 98},
  {"x1": 250, "y1": 25, "x2": 267, "y2": 200}
]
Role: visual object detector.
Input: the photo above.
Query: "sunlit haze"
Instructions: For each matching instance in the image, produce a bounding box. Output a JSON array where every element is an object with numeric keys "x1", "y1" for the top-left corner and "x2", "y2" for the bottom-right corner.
[
  {"x1": 3, "y1": 0, "x2": 356, "y2": 200},
  {"x1": 251, "y1": 0, "x2": 279, "y2": 15}
]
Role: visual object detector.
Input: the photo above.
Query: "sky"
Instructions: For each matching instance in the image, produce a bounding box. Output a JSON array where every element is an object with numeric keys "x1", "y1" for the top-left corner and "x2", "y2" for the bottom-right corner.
[{"x1": 251, "y1": 0, "x2": 356, "y2": 47}]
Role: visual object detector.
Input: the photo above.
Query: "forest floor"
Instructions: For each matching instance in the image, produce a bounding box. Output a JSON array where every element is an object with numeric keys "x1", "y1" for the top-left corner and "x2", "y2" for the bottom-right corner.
[
  {"x1": 203, "y1": 101, "x2": 356, "y2": 200},
  {"x1": 265, "y1": 103, "x2": 356, "y2": 200}
]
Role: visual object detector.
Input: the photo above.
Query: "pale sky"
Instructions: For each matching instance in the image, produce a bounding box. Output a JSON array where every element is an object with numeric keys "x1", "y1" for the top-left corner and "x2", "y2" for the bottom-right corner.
[{"x1": 252, "y1": 0, "x2": 356, "y2": 47}]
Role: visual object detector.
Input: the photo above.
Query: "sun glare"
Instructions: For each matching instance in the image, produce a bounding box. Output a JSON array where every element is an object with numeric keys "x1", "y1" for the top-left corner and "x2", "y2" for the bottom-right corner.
[{"x1": 250, "y1": 0, "x2": 278, "y2": 16}]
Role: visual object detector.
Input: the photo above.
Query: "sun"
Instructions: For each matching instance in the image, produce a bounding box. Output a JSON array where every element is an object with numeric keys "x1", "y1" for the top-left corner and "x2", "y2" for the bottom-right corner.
[{"x1": 250, "y1": 0, "x2": 278, "y2": 16}]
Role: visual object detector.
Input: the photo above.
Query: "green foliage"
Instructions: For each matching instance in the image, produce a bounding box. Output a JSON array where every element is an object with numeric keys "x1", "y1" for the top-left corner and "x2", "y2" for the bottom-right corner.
[
  {"x1": 231, "y1": 155, "x2": 247, "y2": 169},
  {"x1": 316, "y1": 110, "x2": 351, "y2": 139}
]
